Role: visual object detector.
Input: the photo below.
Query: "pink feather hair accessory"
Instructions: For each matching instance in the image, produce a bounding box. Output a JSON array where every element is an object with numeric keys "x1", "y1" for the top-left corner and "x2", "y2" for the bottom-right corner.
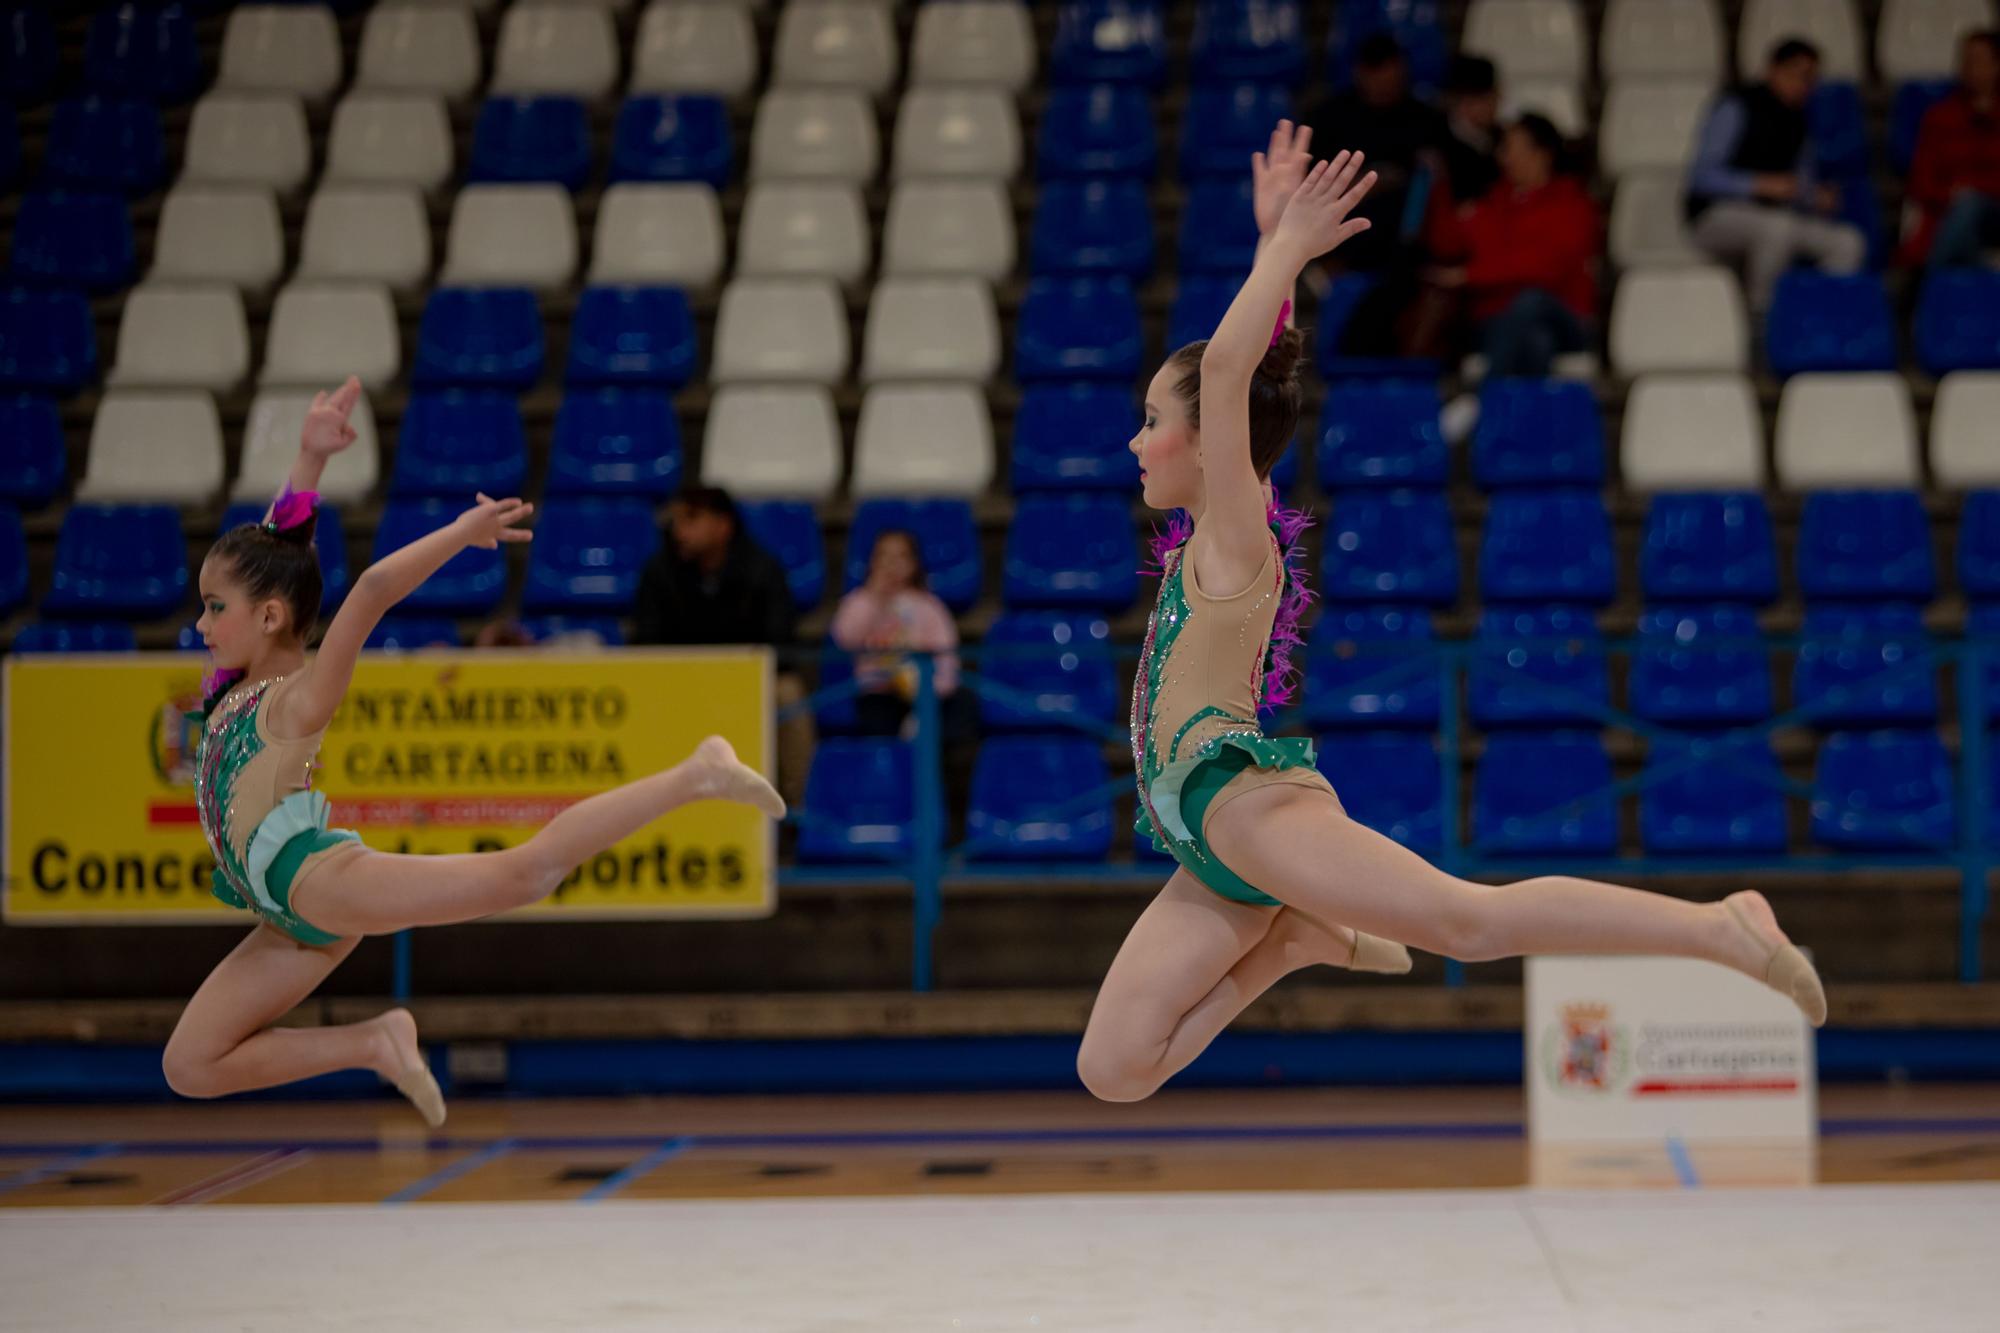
[
  {"x1": 265, "y1": 485, "x2": 319, "y2": 534},
  {"x1": 1269, "y1": 300, "x2": 1293, "y2": 348}
]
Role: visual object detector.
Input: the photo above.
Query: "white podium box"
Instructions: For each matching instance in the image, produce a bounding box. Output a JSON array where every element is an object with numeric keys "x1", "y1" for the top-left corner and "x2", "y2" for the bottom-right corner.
[{"x1": 1526, "y1": 955, "x2": 1817, "y2": 1187}]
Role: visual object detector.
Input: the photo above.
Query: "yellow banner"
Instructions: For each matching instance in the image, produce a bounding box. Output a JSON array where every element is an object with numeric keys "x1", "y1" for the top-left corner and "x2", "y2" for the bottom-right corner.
[{"x1": 3, "y1": 650, "x2": 775, "y2": 924}]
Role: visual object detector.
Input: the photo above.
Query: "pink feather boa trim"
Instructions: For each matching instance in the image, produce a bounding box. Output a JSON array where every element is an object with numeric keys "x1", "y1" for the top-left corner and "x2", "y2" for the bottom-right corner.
[{"x1": 1143, "y1": 501, "x2": 1316, "y2": 709}]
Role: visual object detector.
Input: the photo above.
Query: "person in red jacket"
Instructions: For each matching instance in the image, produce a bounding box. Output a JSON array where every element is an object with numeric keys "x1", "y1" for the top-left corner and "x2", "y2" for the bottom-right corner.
[
  {"x1": 1424, "y1": 113, "x2": 1601, "y2": 378},
  {"x1": 1903, "y1": 30, "x2": 2000, "y2": 270}
]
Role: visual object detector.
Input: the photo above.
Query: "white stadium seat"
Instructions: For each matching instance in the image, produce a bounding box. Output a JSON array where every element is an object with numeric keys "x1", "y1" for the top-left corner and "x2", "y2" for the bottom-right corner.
[
  {"x1": 882, "y1": 180, "x2": 1016, "y2": 279},
  {"x1": 1463, "y1": 0, "x2": 1587, "y2": 84},
  {"x1": 1609, "y1": 172, "x2": 1702, "y2": 267},
  {"x1": 773, "y1": 3, "x2": 899, "y2": 95},
  {"x1": 1601, "y1": 0, "x2": 1725, "y2": 84},
  {"x1": 1775, "y1": 373, "x2": 1921, "y2": 489},
  {"x1": 892, "y1": 88, "x2": 1022, "y2": 179},
  {"x1": 701, "y1": 385, "x2": 844, "y2": 499},
  {"x1": 910, "y1": 1, "x2": 1036, "y2": 90},
  {"x1": 631, "y1": 2, "x2": 760, "y2": 98},
  {"x1": 442, "y1": 184, "x2": 578, "y2": 291},
  {"x1": 260, "y1": 283, "x2": 401, "y2": 391},
  {"x1": 182, "y1": 93, "x2": 311, "y2": 192},
  {"x1": 1932, "y1": 372, "x2": 2000, "y2": 488},
  {"x1": 711, "y1": 278, "x2": 852, "y2": 385},
  {"x1": 1620, "y1": 373, "x2": 1767, "y2": 491},
  {"x1": 218, "y1": 4, "x2": 342, "y2": 100},
  {"x1": 750, "y1": 89, "x2": 880, "y2": 181},
  {"x1": 737, "y1": 182, "x2": 872, "y2": 283},
  {"x1": 1738, "y1": 0, "x2": 1863, "y2": 82},
  {"x1": 298, "y1": 185, "x2": 434, "y2": 292},
  {"x1": 109, "y1": 285, "x2": 251, "y2": 392},
  {"x1": 851, "y1": 384, "x2": 996, "y2": 497},
  {"x1": 1878, "y1": 0, "x2": 1995, "y2": 83},
  {"x1": 1600, "y1": 80, "x2": 1713, "y2": 179},
  {"x1": 589, "y1": 182, "x2": 727, "y2": 288},
  {"x1": 150, "y1": 186, "x2": 285, "y2": 292},
  {"x1": 862, "y1": 279, "x2": 1001, "y2": 382},
  {"x1": 326, "y1": 94, "x2": 455, "y2": 192},
  {"x1": 357, "y1": 5, "x2": 484, "y2": 99},
  {"x1": 236, "y1": 389, "x2": 381, "y2": 504},
  {"x1": 1502, "y1": 79, "x2": 1586, "y2": 139},
  {"x1": 1610, "y1": 266, "x2": 1750, "y2": 374},
  {"x1": 79, "y1": 392, "x2": 226, "y2": 505},
  {"x1": 493, "y1": 3, "x2": 619, "y2": 98}
]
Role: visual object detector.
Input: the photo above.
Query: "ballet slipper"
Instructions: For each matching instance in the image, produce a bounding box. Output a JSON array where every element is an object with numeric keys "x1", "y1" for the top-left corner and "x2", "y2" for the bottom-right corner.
[
  {"x1": 1725, "y1": 898, "x2": 1827, "y2": 1028},
  {"x1": 1348, "y1": 932, "x2": 1413, "y2": 975},
  {"x1": 691, "y1": 736, "x2": 787, "y2": 819},
  {"x1": 387, "y1": 1060, "x2": 447, "y2": 1129}
]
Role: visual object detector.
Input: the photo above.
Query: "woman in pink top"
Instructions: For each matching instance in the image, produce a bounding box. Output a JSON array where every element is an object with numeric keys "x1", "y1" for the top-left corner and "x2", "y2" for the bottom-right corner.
[{"x1": 831, "y1": 530, "x2": 968, "y2": 739}]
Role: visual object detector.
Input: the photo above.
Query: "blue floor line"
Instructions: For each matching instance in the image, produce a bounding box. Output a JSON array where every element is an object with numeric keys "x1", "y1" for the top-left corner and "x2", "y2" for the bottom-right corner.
[
  {"x1": 579, "y1": 1137, "x2": 694, "y2": 1203},
  {"x1": 0, "y1": 1143, "x2": 122, "y2": 1197},
  {"x1": 383, "y1": 1138, "x2": 519, "y2": 1206},
  {"x1": 1664, "y1": 1135, "x2": 1700, "y2": 1189}
]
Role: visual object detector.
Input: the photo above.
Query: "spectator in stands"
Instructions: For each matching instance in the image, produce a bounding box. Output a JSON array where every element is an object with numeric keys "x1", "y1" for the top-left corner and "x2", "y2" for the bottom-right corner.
[
  {"x1": 1425, "y1": 113, "x2": 1601, "y2": 379},
  {"x1": 1301, "y1": 32, "x2": 1448, "y2": 276},
  {"x1": 1686, "y1": 37, "x2": 1865, "y2": 312},
  {"x1": 830, "y1": 529, "x2": 973, "y2": 741},
  {"x1": 633, "y1": 486, "x2": 795, "y2": 649},
  {"x1": 1438, "y1": 54, "x2": 1502, "y2": 207},
  {"x1": 1903, "y1": 29, "x2": 2000, "y2": 270}
]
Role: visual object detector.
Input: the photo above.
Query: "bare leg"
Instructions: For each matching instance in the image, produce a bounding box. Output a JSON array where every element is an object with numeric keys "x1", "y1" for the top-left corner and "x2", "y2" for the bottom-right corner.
[
  {"x1": 294, "y1": 735, "x2": 783, "y2": 937},
  {"x1": 162, "y1": 926, "x2": 443, "y2": 1123},
  {"x1": 1206, "y1": 789, "x2": 1824, "y2": 1021},
  {"x1": 1078, "y1": 871, "x2": 1402, "y2": 1103}
]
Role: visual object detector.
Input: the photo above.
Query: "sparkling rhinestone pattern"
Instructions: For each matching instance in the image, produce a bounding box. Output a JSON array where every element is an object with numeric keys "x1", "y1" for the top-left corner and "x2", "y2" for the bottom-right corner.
[{"x1": 194, "y1": 675, "x2": 282, "y2": 904}]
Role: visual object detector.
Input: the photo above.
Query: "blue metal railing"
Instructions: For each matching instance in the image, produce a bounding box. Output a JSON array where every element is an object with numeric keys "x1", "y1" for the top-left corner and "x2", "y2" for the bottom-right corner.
[{"x1": 777, "y1": 635, "x2": 1998, "y2": 991}]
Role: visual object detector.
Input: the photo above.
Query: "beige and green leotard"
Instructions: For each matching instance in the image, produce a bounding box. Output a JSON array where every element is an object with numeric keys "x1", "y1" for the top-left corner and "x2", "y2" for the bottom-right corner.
[
  {"x1": 1132, "y1": 529, "x2": 1339, "y2": 906},
  {"x1": 195, "y1": 674, "x2": 366, "y2": 946}
]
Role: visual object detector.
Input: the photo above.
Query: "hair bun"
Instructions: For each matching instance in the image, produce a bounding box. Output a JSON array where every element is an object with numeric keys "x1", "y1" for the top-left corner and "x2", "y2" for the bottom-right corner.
[
  {"x1": 1257, "y1": 325, "x2": 1305, "y2": 384},
  {"x1": 267, "y1": 513, "x2": 319, "y2": 547}
]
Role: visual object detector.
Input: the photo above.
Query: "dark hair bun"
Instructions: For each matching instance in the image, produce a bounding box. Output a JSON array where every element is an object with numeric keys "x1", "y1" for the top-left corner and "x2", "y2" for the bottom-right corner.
[
  {"x1": 1257, "y1": 325, "x2": 1305, "y2": 385},
  {"x1": 269, "y1": 514, "x2": 318, "y2": 547}
]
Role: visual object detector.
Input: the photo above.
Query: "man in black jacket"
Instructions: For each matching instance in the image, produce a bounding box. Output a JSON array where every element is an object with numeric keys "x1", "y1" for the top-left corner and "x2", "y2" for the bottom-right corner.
[{"x1": 633, "y1": 487, "x2": 795, "y2": 648}]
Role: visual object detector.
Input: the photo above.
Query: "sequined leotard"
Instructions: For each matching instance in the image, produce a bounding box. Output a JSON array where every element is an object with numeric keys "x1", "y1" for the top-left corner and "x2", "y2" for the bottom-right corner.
[
  {"x1": 196, "y1": 674, "x2": 364, "y2": 946},
  {"x1": 1131, "y1": 530, "x2": 1339, "y2": 905}
]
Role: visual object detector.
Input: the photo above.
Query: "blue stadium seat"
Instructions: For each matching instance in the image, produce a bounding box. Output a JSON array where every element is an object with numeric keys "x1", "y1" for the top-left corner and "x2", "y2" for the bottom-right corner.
[
  {"x1": 1012, "y1": 382, "x2": 1140, "y2": 491},
  {"x1": 0, "y1": 394, "x2": 64, "y2": 506},
  {"x1": 1180, "y1": 83, "x2": 1296, "y2": 176},
  {"x1": 1177, "y1": 176, "x2": 1259, "y2": 273},
  {"x1": 1639, "y1": 492, "x2": 1778, "y2": 604},
  {"x1": 1472, "y1": 380, "x2": 1605, "y2": 489},
  {"x1": 0, "y1": 287, "x2": 95, "y2": 393},
  {"x1": 10, "y1": 190, "x2": 134, "y2": 291},
  {"x1": 978, "y1": 612, "x2": 1119, "y2": 732},
  {"x1": 219, "y1": 501, "x2": 351, "y2": 613},
  {"x1": 739, "y1": 500, "x2": 825, "y2": 611},
  {"x1": 1766, "y1": 272, "x2": 1897, "y2": 377},
  {"x1": 522, "y1": 498, "x2": 661, "y2": 614},
  {"x1": 1640, "y1": 733, "x2": 1788, "y2": 855},
  {"x1": 1314, "y1": 731, "x2": 1443, "y2": 851},
  {"x1": 1480, "y1": 490, "x2": 1616, "y2": 606},
  {"x1": 1794, "y1": 604, "x2": 1939, "y2": 727},
  {"x1": 390, "y1": 391, "x2": 529, "y2": 500},
  {"x1": 1831, "y1": 175, "x2": 1890, "y2": 271},
  {"x1": 16, "y1": 620, "x2": 139, "y2": 653},
  {"x1": 1304, "y1": 605, "x2": 1441, "y2": 728},
  {"x1": 1313, "y1": 272, "x2": 1441, "y2": 379},
  {"x1": 799, "y1": 738, "x2": 915, "y2": 863},
  {"x1": 1015, "y1": 277, "x2": 1144, "y2": 381},
  {"x1": 44, "y1": 96, "x2": 164, "y2": 194},
  {"x1": 1167, "y1": 271, "x2": 1242, "y2": 350},
  {"x1": 1327, "y1": 0, "x2": 1446, "y2": 94},
  {"x1": 1050, "y1": 0, "x2": 1167, "y2": 86},
  {"x1": 372, "y1": 500, "x2": 507, "y2": 616},
  {"x1": 1030, "y1": 178, "x2": 1154, "y2": 277},
  {"x1": 414, "y1": 289, "x2": 545, "y2": 390},
  {"x1": 813, "y1": 636, "x2": 864, "y2": 734},
  {"x1": 846, "y1": 499, "x2": 982, "y2": 613},
  {"x1": 1960, "y1": 492, "x2": 2000, "y2": 599},
  {"x1": 1317, "y1": 379, "x2": 1447, "y2": 488},
  {"x1": 565, "y1": 286, "x2": 697, "y2": 389},
  {"x1": 1811, "y1": 729, "x2": 1955, "y2": 850},
  {"x1": 611, "y1": 94, "x2": 732, "y2": 186},
  {"x1": 365, "y1": 618, "x2": 461, "y2": 651},
  {"x1": 547, "y1": 388, "x2": 681, "y2": 499},
  {"x1": 966, "y1": 737, "x2": 1115, "y2": 860},
  {"x1": 1808, "y1": 82, "x2": 1868, "y2": 179},
  {"x1": 1036, "y1": 84, "x2": 1156, "y2": 178},
  {"x1": 1797, "y1": 491, "x2": 1936, "y2": 602},
  {"x1": 0, "y1": 6, "x2": 57, "y2": 104},
  {"x1": 1630, "y1": 604, "x2": 1773, "y2": 725},
  {"x1": 1916, "y1": 270, "x2": 2000, "y2": 377},
  {"x1": 1889, "y1": 80, "x2": 1952, "y2": 173},
  {"x1": 0, "y1": 105, "x2": 15, "y2": 185},
  {"x1": 1004, "y1": 493, "x2": 1139, "y2": 610},
  {"x1": 1973, "y1": 605, "x2": 2000, "y2": 723},
  {"x1": 1474, "y1": 731, "x2": 1618, "y2": 856},
  {"x1": 470, "y1": 96, "x2": 592, "y2": 190},
  {"x1": 1190, "y1": 0, "x2": 1304, "y2": 85},
  {"x1": 87, "y1": 3, "x2": 204, "y2": 103},
  {"x1": 43, "y1": 504, "x2": 187, "y2": 619},
  {"x1": 522, "y1": 615, "x2": 625, "y2": 647},
  {"x1": 1321, "y1": 490, "x2": 1459, "y2": 606},
  {"x1": 1469, "y1": 605, "x2": 1609, "y2": 728},
  {"x1": 0, "y1": 503, "x2": 22, "y2": 615}
]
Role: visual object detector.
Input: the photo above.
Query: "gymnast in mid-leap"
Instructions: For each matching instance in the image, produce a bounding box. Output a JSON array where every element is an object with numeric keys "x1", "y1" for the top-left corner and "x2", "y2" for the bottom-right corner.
[
  {"x1": 165, "y1": 378, "x2": 786, "y2": 1125},
  {"x1": 1078, "y1": 127, "x2": 1824, "y2": 1103}
]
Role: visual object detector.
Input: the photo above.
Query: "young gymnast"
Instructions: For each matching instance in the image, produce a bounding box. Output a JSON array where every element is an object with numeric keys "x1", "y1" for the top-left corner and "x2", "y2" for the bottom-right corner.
[
  {"x1": 1078, "y1": 126, "x2": 1826, "y2": 1104},
  {"x1": 164, "y1": 378, "x2": 786, "y2": 1125}
]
